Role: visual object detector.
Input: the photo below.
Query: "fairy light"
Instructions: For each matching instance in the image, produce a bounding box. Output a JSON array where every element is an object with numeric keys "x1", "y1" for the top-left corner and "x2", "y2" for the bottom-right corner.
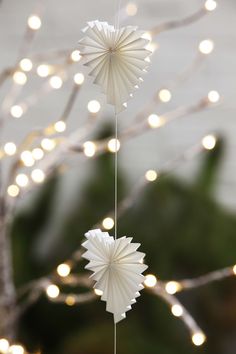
[
  {"x1": 19, "y1": 58, "x2": 33, "y2": 72},
  {"x1": 126, "y1": 2, "x2": 138, "y2": 16},
  {"x1": 0, "y1": 338, "x2": 9, "y2": 353},
  {"x1": 94, "y1": 289, "x2": 103, "y2": 296},
  {"x1": 46, "y1": 284, "x2": 60, "y2": 299},
  {"x1": 57, "y1": 263, "x2": 71, "y2": 277},
  {"x1": 15, "y1": 174, "x2": 29, "y2": 188},
  {"x1": 87, "y1": 100, "x2": 101, "y2": 114},
  {"x1": 13, "y1": 71, "x2": 27, "y2": 85},
  {"x1": 73, "y1": 73, "x2": 85, "y2": 85},
  {"x1": 165, "y1": 281, "x2": 181, "y2": 295},
  {"x1": 70, "y1": 50, "x2": 81, "y2": 62},
  {"x1": 41, "y1": 138, "x2": 56, "y2": 151},
  {"x1": 199, "y1": 39, "x2": 214, "y2": 54},
  {"x1": 37, "y1": 64, "x2": 50, "y2": 78},
  {"x1": 4, "y1": 142, "x2": 17, "y2": 156},
  {"x1": 83, "y1": 141, "x2": 97, "y2": 157},
  {"x1": 171, "y1": 304, "x2": 183, "y2": 317},
  {"x1": 49, "y1": 76, "x2": 63, "y2": 89},
  {"x1": 158, "y1": 89, "x2": 172, "y2": 102},
  {"x1": 147, "y1": 114, "x2": 165, "y2": 128},
  {"x1": 28, "y1": 15, "x2": 41, "y2": 30},
  {"x1": 31, "y1": 169, "x2": 45, "y2": 184},
  {"x1": 102, "y1": 217, "x2": 114, "y2": 230},
  {"x1": 107, "y1": 138, "x2": 120, "y2": 153},
  {"x1": 65, "y1": 295, "x2": 76, "y2": 306},
  {"x1": 205, "y1": 0, "x2": 217, "y2": 11},
  {"x1": 192, "y1": 332, "x2": 206, "y2": 346},
  {"x1": 207, "y1": 90, "x2": 220, "y2": 103},
  {"x1": 32, "y1": 148, "x2": 44, "y2": 160},
  {"x1": 8, "y1": 344, "x2": 24, "y2": 354},
  {"x1": 232, "y1": 265, "x2": 236, "y2": 275},
  {"x1": 7, "y1": 185, "x2": 20, "y2": 198},
  {"x1": 145, "y1": 170, "x2": 158, "y2": 182},
  {"x1": 20, "y1": 151, "x2": 35, "y2": 167},
  {"x1": 10, "y1": 105, "x2": 24, "y2": 118},
  {"x1": 202, "y1": 135, "x2": 216, "y2": 150},
  {"x1": 54, "y1": 120, "x2": 66, "y2": 133},
  {"x1": 144, "y1": 274, "x2": 157, "y2": 288}
]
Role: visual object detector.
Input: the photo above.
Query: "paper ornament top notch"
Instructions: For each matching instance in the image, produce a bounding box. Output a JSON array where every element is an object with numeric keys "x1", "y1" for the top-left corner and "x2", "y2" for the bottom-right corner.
[{"x1": 78, "y1": 20, "x2": 152, "y2": 114}]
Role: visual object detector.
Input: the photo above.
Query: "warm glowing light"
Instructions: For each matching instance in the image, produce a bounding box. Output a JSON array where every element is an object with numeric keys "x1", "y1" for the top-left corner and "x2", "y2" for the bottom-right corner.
[
  {"x1": 16, "y1": 174, "x2": 29, "y2": 188},
  {"x1": 31, "y1": 169, "x2": 45, "y2": 183},
  {"x1": 199, "y1": 39, "x2": 214, "y2": 54},
  {"x1": 171, "y1": 304, "x2": 183, "y2": 317},
  {"x1": 20, "y1": 58, "x2": 33, "y2": 72},
  {"x1": 70, "y1": 50, "x2": 81, "y2": 62},
  {"x1": 192, "y1": 332, "x2": 206, "y2": 346},
  {"x1": 10, "y1": 105, "x2": 24, "y2": 118},
  {"x1": 94, "y1": 289, "x2": 103, "y2": 296},
  {"x1": 165, "y1": 281, "x2": 181, "y2": 295},
  {"x1": 37, "y1": 64, "x2": 50, "y2": 78},
  {"x1": 7, "y1": 185, "x2": 20, "y2": 198},
  {"x1": 158, "y1": 89, "x2": 172, "y2": 102},
  {"x1": 205, "y1": 0, "x2": 217, "y2": 11},
  {"x1": 74, "y1": 73, "x2": 85, "y2": 85},
  {"x1": 20, "y1": 150, "x2": 35, "y2": 167},
  {"x1": 102, "y1": 217, "x2": 114, "y2": 230},
  {"x1": 28, "y1": 15, "x2": 42, "y2": 30},
  {"x1": 126, "y1": 2, "x2": 138, "y2": 16},
  {"x1": 145, "y1": 170, "x2": 158, "y2": 182},
  {"x1": 8, "y1": 344, "x2": 24, "y2": 354},
  {"x1": 233, "y1": 265, "x2": 236, "y2": 275},
  {"x1": 65, "y1": 295, "x2": 76, "y2": 306},
  {"x1": 208, "y1": 90, "x2": 220, "y2": 103},
  {"x1": 148, "y1": 114, "x2": 164, "y2": 128},
  {"x1": 13, "y1": 71, "x2": 27, "y2": 85},
  {"x1": 87, "y1": 100, "x2": 101, "y2": 114},
  {"x1": 54, "y1": 120, "x2": 66, "y2": 133},
  {"x1": 107, "y1": 138, "x2": 120, "y2": 153},
  {"x1": 4, "y1": 142, "x2": 17, "y2": 156},
  {"x1": 50, "y1": 76, "x2": 63, "y2": 89},
  {"x1": 57, "y1": 263, "x2": 71, "y2": 277},
  {"x1": 32, "y1": 148, "x2": 44, "y2": 160},
  {"x1": 41, "y1": 138, "x2": 56, "y2": 151},
  {"x1": 83, "y1": 141, "x2": 96, "y2": 157},
  {"x1": 46, "y1": 284, "x2": 60, "y2": 299},
  {"x1": 202, "y1": 135, "x2": 216, "y2": 150},
  {"x1": 144, "y1": 274, "x2": 157, "y2": 288},
  {"x1": 0, "y1": 338, "x2": 9, "y2": 353}
]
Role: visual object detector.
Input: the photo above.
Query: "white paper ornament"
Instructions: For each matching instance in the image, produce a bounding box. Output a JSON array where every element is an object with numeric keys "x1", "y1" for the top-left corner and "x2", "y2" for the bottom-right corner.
[
  {"x1": 82, "y1": 229, "x2": 148, "y2": 323},
  {"x1": 78, "y1": 20, "x2": 151, "y2": 113}
]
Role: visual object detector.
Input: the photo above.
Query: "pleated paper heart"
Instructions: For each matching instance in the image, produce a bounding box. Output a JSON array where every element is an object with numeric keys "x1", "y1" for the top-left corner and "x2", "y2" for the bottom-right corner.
[
  {"x1": 78, "y1": 20, "x2": 151, "y2": 113},
  {"x1": 82, "y1": 229, "x2": 148, "y2": 323}
]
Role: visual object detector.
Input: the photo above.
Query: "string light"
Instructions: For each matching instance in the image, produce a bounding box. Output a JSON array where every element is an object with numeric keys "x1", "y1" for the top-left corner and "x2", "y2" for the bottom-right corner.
[
  {"x1": 13, "y1": 71, "x2": 27, "y2": 85},
  {"x1": 0, "y1": 338, "x2": 9, "y2": 353},
  {"x1": 32, "y1": 148, "x2": 44, "y2": 160},
  {"x1": 31, "y1": 169, "x2": 45, "y2": 183},
  {"x1": 19, "y1": 58, "x2": 33, "y2": 72},
  {"x1": 144, "y1": 274, "x2": 157, "y2": 288},
  {"x1": 171, "y1": 304, "x2": 183, "y2": 317},
  {"x1": 126, "y1": 2, "x2": 138, "y2": 16},
  {"x1": 73, "y1": 73, "x2": 85, "y2": 85},
  {"x1": 70, "y1": 50, "x2": 81, "y2": 62},
  {"x1": 191, "y1": 332, "x2": 206, "y2": 346},
  {"x1": 8, "y1": 344, "x2": 25, "y2": 354},
  {"x1": 41, "y1": 138, "x2": 56, "y2": 151},
  {"x1": 20, "y1": 151, "x2": 35, "y2": 167},
  {"x1": 54, "y1": 120, "x2": 66, "y2": 133},
  {"x1": 4, "y1": 142, "x2": 17, "y2": 156},
  {"x1": 7, "y1": 185, "x2": 20, "y2": 198},
  {"x1": 57, "y1": 263, "x2": 71, "y2": 277},
  {"x1": 49, "y1": 76, "x2": 63, "y2": 89},
  {"x1": 65, "y1": 295, "x2": 76, "y2": 306},
  {"x1": 145, "y1": 170, "x2": 158, "y2": 182},
  {"x1": 28, "y1": 15, "x2": 42, "y2": 30},
  {"x1": 94, "y1": 289, "x2": 103, "y2": 296},
  {"x1": 102, "y1": 217, "x2": 114, "y2": 230},
  {"x1": 10, "y1": 105, "x2": 24, "y2": 118},
  {"x1": 147, "y1": 114, "x2": 165, "y2": 128},
  {"x1": 83, "y1": 141, "x2": 96, "y2": 157},
  {"x1": 158, "y1": 89, "x2": 172, "y2": 102},
  {"x1": 46, "y1": 284, "x2": 60, "y2": 299},
  {"x1": 165, "y1": 281, "x2": 181, "y2": 294},
  {"x1": 202, "y1": 135, "x2": 216, "y2": 150},
  {"x1": 37, "y1": 64, "x2": 50, "y2": 78},
  {"x1": 207, "y1": 90, "x2": 220, "y2": 103},
  {"x1": 107, "y1": 138, "x2": 120, "y2": 153},
  {"x1": 199, "y1": 39, "x2": 214, "y2": 54},
  {"x1": 15, "y1": 174, "x2": 29, "y2": 188},
  {"x1": 87, "y1": 100, "x2": 101, "y2": 114},
  {"x1": 205, "y1": 0, "x2": 217, "y2": 11}
]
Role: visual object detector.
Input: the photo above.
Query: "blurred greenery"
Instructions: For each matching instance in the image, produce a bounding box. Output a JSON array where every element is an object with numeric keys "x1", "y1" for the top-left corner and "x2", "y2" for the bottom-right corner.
[{"x1": 10, "y1": 129, "x2": 236, "y2": 354}]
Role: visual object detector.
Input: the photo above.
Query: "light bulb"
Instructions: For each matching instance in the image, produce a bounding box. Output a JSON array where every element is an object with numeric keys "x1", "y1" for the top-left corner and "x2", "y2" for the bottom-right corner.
[
  {"x1": 46, "y1": 284, "x2": 60, "y2": 299},
  {"x1": 145, "y1": 170, "x2": 158, "y2": 182},
  {"x1": 57, "y1": 263, "x2": 71, "y2": 277},
  {"x1": 10, "y1": 105, "x2": 24, "y2": 118},
  {"x1": 70, "y1": 50, "x2": 81, "y2": 62},
  {"x1": 205, "y1": 0, "x2": 217, "y2": 11},
  {"x1": 7, "y1": 185, "x2": 20, "y2": 198},
  {"x1": 41, "y1": 138, "x2": 56, "y2": 151},
  {"x1": 102, "y1": 217, "x2": 114, "y2": 230},
  {"x1": 0, "y1": 338, "x2": 9, "y2": 353},
  {"x1": 20, "y1": 150, "x2": 35, "y2": 167},
  {"x1": 15, "y1": 174, "x2": 29, "y2": 188},
  {"x1": 144, "y1": 274, "x2": 157, "y2": 288},
  {"x1": 32, "y1": 148, "x2": 44, "y2": 160},
  {"x1": 37, "y1": 64, "x2": 50, "y2": 78},
  {"x1": 13, "y1": 71, "x2": 27, "y2": 85},
  {"x1": 165, "y1": 281, "x2": 181, "y2": 294},
  {"x1": 54, "y1": 120, "x2": 66, "y2": 133},
  {"x1": 4, "y1": 142, "x2": 17, "y2": 156},
  {"x1": 107, "y1": 138, "x2": 120, "y2": 153},
  {"x1": 8, "y1": 344, "x2": 25, "y2": 354},
  {"x1": 171, "y1": 304, "x2": 183, "y2": 317},
  {"x1": 202, "y1": 135, "x2": 216, "y2": 150},
  {"x1": 73, "y1": 73, "x2": 85, "y2": 85},
  {"x1": 148, "y1": 114, "x2": 164, "y2": 128},
  {"x1": 126, "y1": 2, "x2": 138, "y2": 16},
  {"x1": 87, "y1": 100, "x2": 101, "y2": 114},
  {"x1": 158, "y1": 89, "x2": 172, "y2": 102},
  {"x1": 65, "y1": 296, "x2": 76, "y2": 306},
  {"x1": 83, "y1": 141, "x2": 96, "y2": 157},
  {"x1": 28, "y1": 15, "x2": 41, "y2": 30},
  {"x1": 50, "y1": 76, "x2": 63, "y2": 89},
  {"x1": 192, "y1": 332, "x2": 206, "y2": 346},
  {"x1": 31, "y1": 169, "x2": 45, "y2": 183},
  {"x1": 199, "y1": 39, "x2": 214, "y2": 54},
  {"x1": 19, "y1": 58, "x2": 33, "y2": 72},
  {"x1": 208, "y1": 90, "x2": 220, "y2": 103}
]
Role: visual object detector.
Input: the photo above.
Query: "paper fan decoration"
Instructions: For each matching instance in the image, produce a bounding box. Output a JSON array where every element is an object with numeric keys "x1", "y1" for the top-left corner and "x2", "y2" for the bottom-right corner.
[
  {"x1": 82, "y1": 229, "x2": 148, "y2": 323},
  {"x1": 78, "y1": 20, "x2": 151, "y2": 113}
]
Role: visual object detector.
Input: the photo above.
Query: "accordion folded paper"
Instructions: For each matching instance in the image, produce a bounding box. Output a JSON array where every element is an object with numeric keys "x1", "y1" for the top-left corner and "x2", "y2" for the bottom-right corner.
[
  {"x1": 79, "y1": 20, "x2": 151, "y2": 113},
  {"x1": 82, "y1": 229, "x2": 148, "y2": 323}
]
